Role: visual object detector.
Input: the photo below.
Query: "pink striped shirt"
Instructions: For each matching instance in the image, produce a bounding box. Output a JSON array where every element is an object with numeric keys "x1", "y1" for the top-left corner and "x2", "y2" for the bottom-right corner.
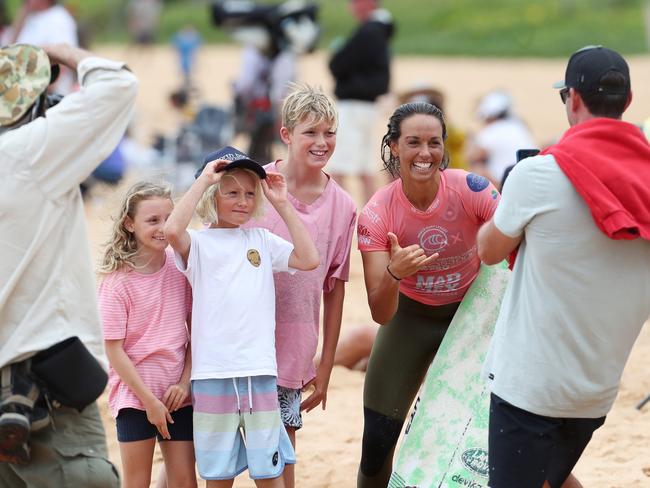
[{"x1": 98, "y1": 249, "x2": 192, "y2": 418}]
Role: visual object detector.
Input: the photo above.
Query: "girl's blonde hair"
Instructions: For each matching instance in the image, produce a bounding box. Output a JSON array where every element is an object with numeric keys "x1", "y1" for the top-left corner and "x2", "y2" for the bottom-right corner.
[
  {"x1": 98, "y1": 181, "x2": 172, "y2": 274},
  {"x1": 196, "y1": 168, "x2": 265, "y2": 225},
  {"x1": 281, "y1": 82, "x2": 338, "y2": 132}
]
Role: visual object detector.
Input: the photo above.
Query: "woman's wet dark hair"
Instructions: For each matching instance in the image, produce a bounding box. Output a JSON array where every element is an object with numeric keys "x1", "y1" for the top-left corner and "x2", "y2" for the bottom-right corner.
[{"x1": 380, "y1": 102, "x2": 449, "y2": 178}]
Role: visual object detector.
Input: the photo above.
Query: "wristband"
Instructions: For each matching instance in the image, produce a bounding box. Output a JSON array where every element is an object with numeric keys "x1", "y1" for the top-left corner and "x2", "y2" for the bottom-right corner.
[{"x1": 386, "y1": 264, "x2": 402, "y2": 281}]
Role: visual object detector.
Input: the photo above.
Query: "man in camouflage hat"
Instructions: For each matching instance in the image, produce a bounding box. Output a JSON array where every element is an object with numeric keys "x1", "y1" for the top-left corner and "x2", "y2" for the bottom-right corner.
[{"x1": 0, "y1": 43, "x2": 137, "y2": 487}]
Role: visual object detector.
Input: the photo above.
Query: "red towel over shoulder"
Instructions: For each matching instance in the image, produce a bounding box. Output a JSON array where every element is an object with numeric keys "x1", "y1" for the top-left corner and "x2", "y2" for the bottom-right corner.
[
  {"x1": 508, "y1": 118, "x2": 650, "y2": 269},
  {"x1": 541, "y1": 117, "x2": 650, "y2": 241}
]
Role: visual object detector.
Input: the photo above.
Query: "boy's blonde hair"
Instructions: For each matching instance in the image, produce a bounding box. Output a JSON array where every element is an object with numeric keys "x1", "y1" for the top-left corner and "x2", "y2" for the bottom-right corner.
[
  {"x1": 281, "y1": 82, "x2": 338, "y2": 132},
  {"x1": 196, "y1": 168, "x2": 265, "y2": 225},
  {"x1": 99, "y1": 181, "x2": 172, "y2": 275}
]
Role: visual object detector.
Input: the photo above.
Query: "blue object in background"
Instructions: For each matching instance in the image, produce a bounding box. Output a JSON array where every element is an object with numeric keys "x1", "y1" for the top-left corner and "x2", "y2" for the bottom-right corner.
[
  {"x1": 173, "y1": 27, "x2": 202, "y2": 81},
  {"x1": 92, "y1": 140, "x2": 125, "y2": 184}
]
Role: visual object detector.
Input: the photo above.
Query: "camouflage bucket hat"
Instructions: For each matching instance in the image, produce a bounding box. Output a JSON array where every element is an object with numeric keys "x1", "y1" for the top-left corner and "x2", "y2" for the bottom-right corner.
[{"x1": 0, "y1": 44, "x2": 51, "y2": 127}]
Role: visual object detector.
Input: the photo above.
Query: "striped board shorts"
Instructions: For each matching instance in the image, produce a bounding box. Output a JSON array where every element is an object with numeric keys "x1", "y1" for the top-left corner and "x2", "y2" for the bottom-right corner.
[{"x1": 192, "y1": 376, "x2": 296, "y2": 480}]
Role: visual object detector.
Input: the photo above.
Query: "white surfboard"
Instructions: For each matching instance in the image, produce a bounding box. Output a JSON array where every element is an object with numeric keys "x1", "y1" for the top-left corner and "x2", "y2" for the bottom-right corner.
[{"x1": 389, "y1": 262, "x2": 510, "y2": 488}]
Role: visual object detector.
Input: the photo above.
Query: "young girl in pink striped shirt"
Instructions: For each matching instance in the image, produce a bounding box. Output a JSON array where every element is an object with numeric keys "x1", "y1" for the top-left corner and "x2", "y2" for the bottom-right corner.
[{"x1": 97, "y1": 182, "x2": 196, "y2": 487}]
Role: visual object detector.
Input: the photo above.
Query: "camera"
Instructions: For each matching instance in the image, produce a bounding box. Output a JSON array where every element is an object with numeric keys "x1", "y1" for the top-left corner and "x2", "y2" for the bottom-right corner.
[
  {"x1": 210, "y1": 0, "x2": 320, "y2": 56},
  {"x1": 516, "y1": 148, "x2": 540, "y2": 162},
  {"x1": 501, "y1": 148, "x2": 540, "y2": 188}
]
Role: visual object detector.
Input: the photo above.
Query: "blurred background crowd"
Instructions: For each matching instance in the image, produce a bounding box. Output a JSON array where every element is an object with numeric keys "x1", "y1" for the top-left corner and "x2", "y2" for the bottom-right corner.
[{"x1": 1, "y1": 0, "x2": 649, "y2": 203}]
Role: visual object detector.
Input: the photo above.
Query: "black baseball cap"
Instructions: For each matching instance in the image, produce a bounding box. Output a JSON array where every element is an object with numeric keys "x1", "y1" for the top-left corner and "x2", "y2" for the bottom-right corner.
[
  {"x1": 553, "y1": 45, "x2": 630, "y2": 96},
  {"x1": 194, "y1": 145, "x2": 267, "y2": 179}
]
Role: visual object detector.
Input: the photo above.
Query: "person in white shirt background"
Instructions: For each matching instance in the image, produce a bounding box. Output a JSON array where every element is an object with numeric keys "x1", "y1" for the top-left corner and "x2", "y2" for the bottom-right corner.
[
  {"x1": 465, "y1": 89, "x2": 536, "y2": 189},
  {"x1": 7, "y1": 0, "x2": 79, "y2": 94}
]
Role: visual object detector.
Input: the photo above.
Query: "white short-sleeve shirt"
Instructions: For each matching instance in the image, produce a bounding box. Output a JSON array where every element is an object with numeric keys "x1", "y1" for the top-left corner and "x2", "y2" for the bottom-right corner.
[
  {"x1": 176, "y1": 227, "x2": 295, "y2": 380},
  {"x1": 474, "y1": 117, "x2": 535, "y2": 183}
]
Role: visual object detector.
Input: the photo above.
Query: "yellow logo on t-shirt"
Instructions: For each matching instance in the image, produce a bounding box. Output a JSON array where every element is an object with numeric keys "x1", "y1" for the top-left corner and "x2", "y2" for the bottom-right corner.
[{"x1": 247, "y1": 249, "x2": 261, "y2": 267}]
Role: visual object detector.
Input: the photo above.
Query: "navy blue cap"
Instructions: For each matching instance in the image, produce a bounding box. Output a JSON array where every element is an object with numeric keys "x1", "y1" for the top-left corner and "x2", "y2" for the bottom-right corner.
[
  {"x1": 553, "y1": 45, "x2": 630, "y2": 96},
  {"x1": 194, "y1": 146, "x2": 267, "y2": 179}
]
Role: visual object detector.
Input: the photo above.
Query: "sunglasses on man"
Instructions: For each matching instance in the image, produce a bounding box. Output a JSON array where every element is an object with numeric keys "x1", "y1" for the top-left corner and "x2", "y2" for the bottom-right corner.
[{"x1": 559, "y1": 87, "x2": 570, "y2": 104}]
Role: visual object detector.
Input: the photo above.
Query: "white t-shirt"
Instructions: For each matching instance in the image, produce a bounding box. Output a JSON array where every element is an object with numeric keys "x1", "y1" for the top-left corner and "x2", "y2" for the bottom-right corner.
[
  {"x1": 483, "y1": 155, "x2": 650, "y2": 418},
  {"x1": 14, "y1": 5, "x2": 78, "y2": 94},
  {"x1": 14, "y1": 5, "x2": 77, "y2": 46},
  {"x1": 176, "y1": 227, "x2": 295, "y2": 380},
  {"x1": 474, "y1": 117, "x2": 535, "y2": 183}
]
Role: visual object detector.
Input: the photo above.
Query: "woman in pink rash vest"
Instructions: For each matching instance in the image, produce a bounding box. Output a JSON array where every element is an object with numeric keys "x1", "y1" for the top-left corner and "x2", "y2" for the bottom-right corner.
[{"x1": 356, "y1": 102, "x2": 500, "y2": 487}]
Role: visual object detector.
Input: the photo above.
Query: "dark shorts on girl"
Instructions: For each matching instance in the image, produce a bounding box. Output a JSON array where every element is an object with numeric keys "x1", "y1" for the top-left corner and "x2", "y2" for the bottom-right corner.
[
  {"x1": 488, "y1": 393, "x2": 605, "y2": 488},
  {"x1": 192, "y1": 376, "x2": 295, "y2": 480},
  {"x1": 116, "y1": 405, "x2": 193, "y2": 443}
]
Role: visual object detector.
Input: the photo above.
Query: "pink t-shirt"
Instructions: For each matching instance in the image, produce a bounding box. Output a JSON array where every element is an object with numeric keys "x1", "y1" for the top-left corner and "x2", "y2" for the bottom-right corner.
[
  {"x1": 247, "y1": 161, "x2": 357, "y2": 388},
  {"x1": 98, "y1": 249, "x2": 192, "y2": 418},
  {"x1": 358, "y1": 170, "x2": 499, "y2": 305}
]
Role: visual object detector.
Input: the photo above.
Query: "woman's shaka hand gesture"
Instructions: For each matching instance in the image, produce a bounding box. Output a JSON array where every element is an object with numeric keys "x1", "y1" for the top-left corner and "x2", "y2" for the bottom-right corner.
[{"x1": 386, "y1": 232, "x2": 439, "y2": 280}]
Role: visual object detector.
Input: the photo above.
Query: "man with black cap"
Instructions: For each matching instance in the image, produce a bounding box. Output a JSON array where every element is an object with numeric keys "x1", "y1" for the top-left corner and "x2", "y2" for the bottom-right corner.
[
  {"x1": 476, "y1": 45, "x2": 650, "y2": 488},
  {"x1": 0, "y1": 43, "x2": 137, "y2": 486}
]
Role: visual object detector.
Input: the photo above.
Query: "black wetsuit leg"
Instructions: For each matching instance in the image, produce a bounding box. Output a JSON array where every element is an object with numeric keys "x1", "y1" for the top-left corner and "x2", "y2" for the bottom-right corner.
[{"x1": 357, "y1": 294, "x2": 459, "y2": 488}]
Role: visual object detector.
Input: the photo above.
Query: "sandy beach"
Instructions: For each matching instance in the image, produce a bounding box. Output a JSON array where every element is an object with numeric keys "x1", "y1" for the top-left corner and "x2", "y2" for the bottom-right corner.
[{"x1": 86, "y1": 45, "x2": 650, "y2": 487}]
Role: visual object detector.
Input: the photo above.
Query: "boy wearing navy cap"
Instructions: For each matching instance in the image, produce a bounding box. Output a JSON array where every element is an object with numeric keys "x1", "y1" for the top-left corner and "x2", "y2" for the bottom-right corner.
[{"x1": 165, "y1": 147, "x2": 319, "y2": 486}]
